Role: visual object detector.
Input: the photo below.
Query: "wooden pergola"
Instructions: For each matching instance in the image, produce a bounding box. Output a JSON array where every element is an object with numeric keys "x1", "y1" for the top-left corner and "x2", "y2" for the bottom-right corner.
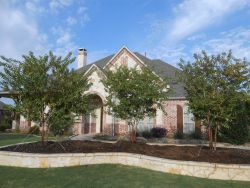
[{"x1": 0, "y1": 91, "x2": 19, "y2": 98}]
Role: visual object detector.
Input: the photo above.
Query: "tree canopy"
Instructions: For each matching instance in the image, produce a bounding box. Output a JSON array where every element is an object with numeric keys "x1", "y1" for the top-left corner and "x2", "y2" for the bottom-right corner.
[
  {"x1": 0, "y1": 52, "x2": 91, "y2": 143},
  {"x1": 179, "y1": 51, "x2": 250, "y2": 149},
  {"x1": 102, "y1": 65, "x2": 170, "y2": 142}
]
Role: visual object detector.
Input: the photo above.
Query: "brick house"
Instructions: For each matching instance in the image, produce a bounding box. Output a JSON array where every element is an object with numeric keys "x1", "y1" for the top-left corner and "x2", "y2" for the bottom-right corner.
[
  {"x1": 2, "y1": 46, "x2": 200, "y2": 136},
  {"x1": 72, "y1": 46, "x2": 200, "y2": 136}
]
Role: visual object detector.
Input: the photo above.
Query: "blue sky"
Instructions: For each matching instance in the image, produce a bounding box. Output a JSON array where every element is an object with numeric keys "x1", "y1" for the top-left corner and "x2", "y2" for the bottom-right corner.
[
  {"x1": 1, "y1": 0, "x2": 250, "y2": 69},
  {"x1": 1, "y1": 0, "x2": 250, "y2": 104}
]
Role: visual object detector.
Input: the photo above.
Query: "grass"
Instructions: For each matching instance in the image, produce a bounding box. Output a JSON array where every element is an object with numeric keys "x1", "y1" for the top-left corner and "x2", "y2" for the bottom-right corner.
[
  {"x1": 0, "y1": 164, "x2": 249, "y2": 188},
  {"x1": 0, "y1": 133, "x2": 249, "y2": 188},
  {"x1": 0, "y1": 133, "x2": 70, "y2": 147},
  {"x1": 0, "y1": 133, "x2": 40, "y2": 147}
]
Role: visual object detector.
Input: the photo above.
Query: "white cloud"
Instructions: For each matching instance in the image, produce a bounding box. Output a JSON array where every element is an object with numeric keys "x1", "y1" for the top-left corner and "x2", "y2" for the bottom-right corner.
[
  {"x1": 193, "y1": 27, "x2": 250, "y2": 59},
  {"x1": 80, "y1": 14, "x2": 90, "y2": 26},
  {"x1": 146, "y1": 45, "x2": 189, "y2": 67},
  {"x1": 77, "y1": 6, "x2": 90, "y2": 26},
  {"x1": 49, "y1": 0, "x2": 73, "y2": 11},
  {"x1": 51, "y1": 26, "x2": 77, "y2": 56},
  {"x1": 143, "y1": 0, "x2": 250, "y2": 66},
  {"x1": 66, "y1": 16, "x2": 77, "y2": 25},
  {"x1": 25, "y1": 1, "x2": 45, "y2": 13},
  {"x1": 0, "y1": 1, "x2": 48, "y2": 59},
  {"x1": 77, "y1": 6, "x2": 87, "y2": 14},
  {"x1": 56, "y1": 32, "x2": 72, "y2": 45},
  {"x1": 168, "y1": 0, "x2": 249, "y2": 42},
  {"x1": 187, "y1": 34, "x2": 206, "y2": 41}
]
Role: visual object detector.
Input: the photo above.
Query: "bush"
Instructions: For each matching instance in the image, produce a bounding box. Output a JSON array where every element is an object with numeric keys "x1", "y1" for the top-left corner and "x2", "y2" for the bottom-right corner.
[
  {"x1": 174, "y1": 130, "x2": 184, "y2": 139},
  {"x1": 141, "y1": 130, "x2": 153, "y2": 138},
  {"x1": 219, "y1": 123, "x2": 249, "y2": 145},
  {"x1": 151, "y1": 127, "x2": 167, "y2": 138},
  {"x1": 248, "y1": 131, "x2": 250, "y2": 142},
  {"x1": 189, "y1": 131, "x2": 201, "y2": 140},
  {"x1": 0, "y1": 114, "x2": 12, "y2": 132},
  {"x1": 0, "y1": 124, "x2": 9, "y2": 132},
  {"x1": 48, "y1": 109, "x2": 74, "y2": 137},
  {"x1": 219, "y1": 99, "x2": 249, "y2": 145},
  {"x1": 28, "y1": 125, "x2": 40, "y2": 135}
]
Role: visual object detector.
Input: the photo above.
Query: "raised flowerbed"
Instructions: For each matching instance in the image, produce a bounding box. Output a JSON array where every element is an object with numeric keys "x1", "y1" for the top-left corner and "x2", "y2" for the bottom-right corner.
[
  {"x1": 0, "y1": 140, "x2": 250, "y2": 181},
  {"x1": 1, "y1": 140, "x2": 250, "y2": 164}
]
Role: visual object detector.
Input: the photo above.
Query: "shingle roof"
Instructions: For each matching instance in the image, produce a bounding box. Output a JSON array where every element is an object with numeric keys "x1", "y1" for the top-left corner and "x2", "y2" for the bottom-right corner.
[
  {"x1": 77, "y1": 54, "x2": 114, "y2": 73},
  {"x1": 77, "y1": 52, "x2": 186, "y2": 98}
]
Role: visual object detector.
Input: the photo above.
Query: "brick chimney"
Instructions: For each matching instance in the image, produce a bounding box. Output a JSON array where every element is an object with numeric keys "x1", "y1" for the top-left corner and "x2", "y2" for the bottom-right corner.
[{"x1": 77, "y1": 48, "x2": 87, "y2": 69}]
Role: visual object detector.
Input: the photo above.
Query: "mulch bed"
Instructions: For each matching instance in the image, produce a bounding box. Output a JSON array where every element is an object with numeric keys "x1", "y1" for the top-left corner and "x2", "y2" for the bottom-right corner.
[{"x1": 1, "y1": 140, "x2": 250, "y2": 164}]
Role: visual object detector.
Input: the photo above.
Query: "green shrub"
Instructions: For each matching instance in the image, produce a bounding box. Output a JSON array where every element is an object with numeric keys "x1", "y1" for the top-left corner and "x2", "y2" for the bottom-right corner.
[
  {"x1": 151, "y1": 127, "x2": 167, "y2": 138},
  {"x1": 48, "y1": 109, "x2": 74, "y2": 137},
  {"x1": 174, "y1": 130, "x2": 184, "y2": 139},
  {"x1": 219, "y1": 99, "x2": 250, "y2": 145},
  {"x1": 189, "y1": 131, "x2": 201, "y2": 140},
  {"x1": 28, "y1": 125, "x2": 40, "y2": 135},
  {"x1": 219, "y1": 123, "x2": 249, "y2": 145},
  {"x1": 0, "y1": 115, "x2": 12, "y2": 132},
  {"x1": 141, "y1": 130, "x2": 153, "y2": 138},
  {"x1": 0, "y1": 124, "x2": 9, "y2": 132},
  {"x1": 248, "y1": 131, "x2": 250, "y2": 142}
]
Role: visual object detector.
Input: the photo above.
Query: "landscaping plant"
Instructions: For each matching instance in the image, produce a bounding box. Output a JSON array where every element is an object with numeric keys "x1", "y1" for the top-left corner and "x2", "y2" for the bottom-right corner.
[
  {"x1": 102, "y1": 66, "x2": 170, "y2": 143},
  {"x1": 141, "y1": 130, "x2": 153, "y2": 139},
  {"x1": 151, "y1": 127, "x2": 167, "y2": 138},
  {"x1": 47, "y1": 108, "x2": 74, "y2": 137},
  {"x1": 28, "y1": 125, "x2": 40, "y2": 135},
  {"x1": 179, "y1": 51, "x2": 249, "y2": 150},
  {"x1": 0, "y1": 52, "x2": 91, "y2": 145},
  {"x1": 219, "y1": 97, "x2": 250, "y2": 145},
  {"x1": 174, "y1": 130, "x2": 184, "y2": 139}
]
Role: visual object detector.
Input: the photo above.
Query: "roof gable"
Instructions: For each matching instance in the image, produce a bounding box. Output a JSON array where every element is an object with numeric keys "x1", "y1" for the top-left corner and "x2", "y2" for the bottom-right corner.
[
  {"x1": 76, "y1": 47, "x2": 186, "y2": 98},
  {"x1": 104, "y1": 46, "x2": 146, "y2": 70}
]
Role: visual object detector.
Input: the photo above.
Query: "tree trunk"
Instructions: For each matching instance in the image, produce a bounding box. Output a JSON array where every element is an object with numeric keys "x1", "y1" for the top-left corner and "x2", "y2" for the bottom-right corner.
[
  {"x1": 129, "y1": 121, "x2": 138, "y2": 143},
  {"x1": 40, "y1": 111, "x2": 46, "y2": 146},
  {"x1": 208, "y1": 124, "x2": 214, "y2": 150},
  {"x1": 214, "y1": 125, "x2": 218, "y2": 151},
  {"x1": 130, "y1": 128, "x2": 136, "y2": 143}
]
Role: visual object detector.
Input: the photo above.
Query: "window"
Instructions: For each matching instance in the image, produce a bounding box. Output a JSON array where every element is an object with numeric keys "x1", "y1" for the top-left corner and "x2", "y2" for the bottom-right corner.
[
  {"x1": 183, "y1": 106, "x2": 195, "y2": 134},
  {"x1": 137, "y1": 116, "x2": 154, "y2": 132}
]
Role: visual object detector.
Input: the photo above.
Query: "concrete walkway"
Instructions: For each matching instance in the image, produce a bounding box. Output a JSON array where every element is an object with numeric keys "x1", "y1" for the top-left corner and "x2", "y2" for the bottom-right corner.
[
  {"x1": 70, "y1": 134, "x2": 95, "y2": 141},
  {"x1": 70, "y1": 134, "x2": 250, "y2": 150}
]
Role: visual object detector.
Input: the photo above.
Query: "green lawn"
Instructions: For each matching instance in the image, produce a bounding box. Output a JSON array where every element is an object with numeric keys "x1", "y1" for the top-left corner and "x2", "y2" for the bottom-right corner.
[
  {"x1": 0, "y1": 133, "x2": 249, "y2": 188},
  {"x1": 0, "y1": 133, "x2": 40, "y2": 147},
  {"x1": 0, "y1": 164, "x2": 249, "y2": 188}
]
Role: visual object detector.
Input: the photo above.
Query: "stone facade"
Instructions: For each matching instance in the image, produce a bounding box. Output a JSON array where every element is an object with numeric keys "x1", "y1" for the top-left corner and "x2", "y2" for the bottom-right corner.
[{"x1": 0, "y1": 150, "x2": 249, "y2": 181}]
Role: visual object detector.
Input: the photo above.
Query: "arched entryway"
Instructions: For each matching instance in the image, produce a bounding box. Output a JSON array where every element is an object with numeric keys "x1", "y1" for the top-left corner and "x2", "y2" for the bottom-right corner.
[{"x1": 82, "y1": 94, "x2": 103, "y2": 134}]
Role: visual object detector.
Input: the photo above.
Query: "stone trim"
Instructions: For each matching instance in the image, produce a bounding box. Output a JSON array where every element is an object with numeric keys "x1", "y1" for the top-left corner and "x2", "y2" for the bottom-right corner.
[{"x1": 0, "y1": 151, "x2": 249, "y2": 181}]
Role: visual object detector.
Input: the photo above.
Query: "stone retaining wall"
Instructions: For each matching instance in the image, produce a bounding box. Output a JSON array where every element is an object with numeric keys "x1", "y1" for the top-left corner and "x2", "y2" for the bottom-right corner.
[{"x1": 0, "y1": 151, "x2": 249, "y2": 181}]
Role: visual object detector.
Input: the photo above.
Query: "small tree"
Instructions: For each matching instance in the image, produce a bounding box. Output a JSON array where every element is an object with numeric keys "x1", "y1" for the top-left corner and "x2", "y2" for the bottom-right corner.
[
  {"x1": 47, "y1": 108, "x2": 74, "y2": 137},
  {"x1": 102, "y1": 66, "x2": 170, "y2": 142},
  {"x1": 219, "y1": 95, "x2": 250, "y2": 145},
  {"x1": 0, "y1": 52, "x2": 91, "y2": 144},
  {"x1": 179, "y1": 51, "x2": 249, "y2": 150}
]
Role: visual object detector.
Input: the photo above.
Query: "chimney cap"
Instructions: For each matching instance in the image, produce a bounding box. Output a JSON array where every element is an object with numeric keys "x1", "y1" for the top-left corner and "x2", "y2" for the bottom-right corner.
[{"x1": 78, "y1": 48, "x2": 87, "y2": 51}]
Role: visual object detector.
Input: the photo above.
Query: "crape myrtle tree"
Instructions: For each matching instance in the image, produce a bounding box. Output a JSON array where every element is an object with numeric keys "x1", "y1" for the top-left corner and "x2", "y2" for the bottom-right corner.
[
  {"x1": 179, "y1": 51, "x2": 249, "y2": 150},
  {"x1": 0, "y1": 52, "x2": 91, "y2": 144},
  {"x1": 102, "y1": 65, "x2": 170, "y2": 143}
]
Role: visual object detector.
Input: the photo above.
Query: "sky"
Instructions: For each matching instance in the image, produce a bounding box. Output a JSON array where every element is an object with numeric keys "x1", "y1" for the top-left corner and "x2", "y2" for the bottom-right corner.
[{"x1": 0, "y1": 0, "x2": 250, "y2": 103}]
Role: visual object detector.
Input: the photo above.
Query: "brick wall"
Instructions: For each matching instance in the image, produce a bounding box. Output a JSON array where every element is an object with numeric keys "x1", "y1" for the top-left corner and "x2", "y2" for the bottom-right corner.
[{"x1": 162, "y1": 99, "x2": 186, "y2": 135}]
